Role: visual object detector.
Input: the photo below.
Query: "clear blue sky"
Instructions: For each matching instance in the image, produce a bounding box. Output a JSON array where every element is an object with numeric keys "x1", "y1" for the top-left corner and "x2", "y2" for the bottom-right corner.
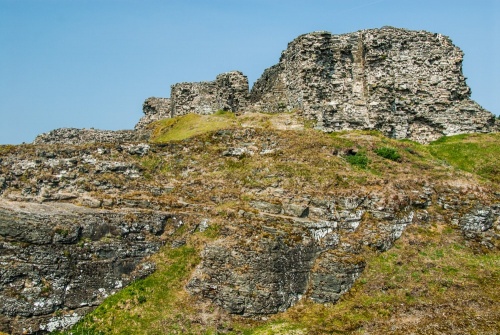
[{"x1": 0, "y1": 0, "x2": 498, "y2": 144}]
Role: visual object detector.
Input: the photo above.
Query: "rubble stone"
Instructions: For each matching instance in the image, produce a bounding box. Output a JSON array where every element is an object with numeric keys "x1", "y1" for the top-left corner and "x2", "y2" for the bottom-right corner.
[{"x1": 135, "y1": 97, "x2": 171, "y2": 130}]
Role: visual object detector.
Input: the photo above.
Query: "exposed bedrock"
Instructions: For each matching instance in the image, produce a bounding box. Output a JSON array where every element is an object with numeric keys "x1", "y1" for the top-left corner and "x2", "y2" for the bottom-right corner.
[
  {"x1": 187, "y1": 192, "x2": 499, "y2": 317},
  {"x1": 0, "y1": 200, "x2": 175, "y2": 334}
]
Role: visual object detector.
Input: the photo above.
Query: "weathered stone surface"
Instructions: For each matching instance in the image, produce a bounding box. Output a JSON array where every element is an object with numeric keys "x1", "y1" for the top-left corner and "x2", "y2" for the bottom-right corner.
[
  {"x1": 135, "y1": 97, "x2": 171, "y2": 130},
  {"x1": 187, "y1": 233, "x2": 317, "y2": 315},
  {"x1": 34, "y1": 28, "x2": 498, "y2": 146},
  {"x1": 250, "y1": 27, "x2": 498, "y2": 143},
  {"x1": 187, "y1": 185, "x2": 499, "y2": 317},
  {"x1": 0, "y1": 200, "x2": 172, "y2": 334},
  {"x1": 309, "y1": 250, "x2": 365, "y2": 303},
  {"x1": 170, "y1": 71, "x2": 249, "y2": 117},
  {"x1": 33, "y1": 128, "x2": 142, "y2": 145}
]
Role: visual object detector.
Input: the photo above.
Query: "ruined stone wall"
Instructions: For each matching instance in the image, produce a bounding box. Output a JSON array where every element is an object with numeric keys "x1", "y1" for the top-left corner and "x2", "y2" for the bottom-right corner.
[
  {"x1": 135, "y1": 97, "x2": 171, "y2": 130},
  {"x1": 170, "y1": 71, "x2": 249, "y2": 117},
  {"x1": 34, "y1": 28, "x2": 497, "y2": 146},
  {"x1": 250, "y1": 27, "x2": 497, "y2": 143}
]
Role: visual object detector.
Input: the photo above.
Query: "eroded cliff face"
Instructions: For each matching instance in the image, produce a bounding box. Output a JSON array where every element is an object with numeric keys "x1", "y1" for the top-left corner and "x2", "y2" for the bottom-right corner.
[
  {"x1": 0, "y1": 200, "x2": 178, "y2": 333},
  {"x1": 250, "y1": 27, "x2": 497, "y2": 143},
  {"x1": 186, "y1": 188, "x2": 499, "y2": 317}
]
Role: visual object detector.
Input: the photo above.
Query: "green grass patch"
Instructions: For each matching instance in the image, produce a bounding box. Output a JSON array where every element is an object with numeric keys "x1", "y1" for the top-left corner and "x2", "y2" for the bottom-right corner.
[
  {"x1": 429, "y1": 133, "x2": 500, "y2": 183},
  {"x1": 149, "y1": 112, "x2": 237, "y2": 143},
  {"x1": 58, "y1": 245, "x2": 204, "y2": 335},
  {"x1": 374, "y1": 146, "x2": 401, "y2": 162},
  {"x1": 346, "y1": 152, "x2": 369, "y2": 169}
]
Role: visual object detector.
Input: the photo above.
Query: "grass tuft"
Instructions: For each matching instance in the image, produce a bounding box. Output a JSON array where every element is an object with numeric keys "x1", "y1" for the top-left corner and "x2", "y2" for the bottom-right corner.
[
  {"x1": 346, "y1": 152, "x2": 369, "y2": 169},
  {"x1": 374, "y1": 146, "x2": 401, "y2": 162}
]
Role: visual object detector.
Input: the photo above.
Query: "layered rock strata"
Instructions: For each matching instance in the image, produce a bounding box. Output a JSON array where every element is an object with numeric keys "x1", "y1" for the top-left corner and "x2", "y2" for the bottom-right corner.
[
  {"x1": 0, "y1": 200, "x2": 176, "y2": 334},
  {"x1": 187, "y1": 188, "x2": 499, "y2": 316}
]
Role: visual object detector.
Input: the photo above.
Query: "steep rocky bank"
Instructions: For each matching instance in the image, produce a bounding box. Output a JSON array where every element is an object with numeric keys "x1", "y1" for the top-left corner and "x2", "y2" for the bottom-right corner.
[
  {"x1": 1, "y1": 26, "x2": 499, "y2": 334},
  {"x1": 0, "y1": 200, "x2": 173, "y2": 333},
  {"x1": 1, "y1": 121, "x2": 499, "y2": 333}
]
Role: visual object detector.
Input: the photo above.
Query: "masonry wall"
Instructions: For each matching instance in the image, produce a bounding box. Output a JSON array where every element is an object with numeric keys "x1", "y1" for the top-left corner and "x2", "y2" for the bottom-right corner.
[
  {"x1": 170, "y1": 71, "x2": 249, "y2": 117},
  {"x1": 135, "y1": 97, "x2": 171, "y2": 130},
  {"x1": 250, "y1": 27, "x2": 497, "y2": 143}
]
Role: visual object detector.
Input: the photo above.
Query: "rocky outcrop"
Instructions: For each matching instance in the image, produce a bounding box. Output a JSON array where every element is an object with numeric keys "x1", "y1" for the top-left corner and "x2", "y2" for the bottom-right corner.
[
  {"x1": 250, "y1": 27, "x2": 497, "y2": 143},
  {"x1": 2, "y1": 126, "x2": 499, "y2": 332},
  {"x1": 186, "y1": 193, "x2": 411, "y2": 315},
  {"x1": 0, "y1": 200, "x2": 175, "y2": 334},
  {"x1": 135, "y1": 97, "x2": 171, "y2": 130},
  {"x1": 33, "y1": 128, "x2": 143, "y2": 145},
  {"x1": 170, "y1": 71, "x2": 250, "y2": 117},
  {"x1": 187, "y1": 188, "x2": 499, "y2": 316}
]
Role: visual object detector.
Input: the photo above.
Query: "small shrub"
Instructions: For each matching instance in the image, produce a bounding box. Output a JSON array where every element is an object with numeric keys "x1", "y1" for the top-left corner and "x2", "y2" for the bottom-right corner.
[
  {"x1": 375, "y1": 147, "x2": 401, "y2": 161},
  {"x1": 346, "y1": 152, "x2": 369, "y2": 169}
]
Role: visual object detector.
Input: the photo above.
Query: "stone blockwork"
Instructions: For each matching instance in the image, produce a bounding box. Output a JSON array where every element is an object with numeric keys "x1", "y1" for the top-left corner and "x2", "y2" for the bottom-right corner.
[
  {"x1": 250, "y1": 27, "x2": 498, "y2": 143},
  {"x1": 170, "y1": 71, "x2": 249, "y2": 117},
  {"x1": 35, "y1": 27, "x2": 498, "y2": 145},
  {"x1": 135, "y1": 97, "x2": 171, "y2": 130}
]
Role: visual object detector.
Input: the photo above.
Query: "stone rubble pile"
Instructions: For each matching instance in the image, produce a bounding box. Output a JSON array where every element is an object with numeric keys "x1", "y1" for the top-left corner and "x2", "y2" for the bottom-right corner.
[{"x1": 33, "y1": 128, "x2": 142, "y2": 145}]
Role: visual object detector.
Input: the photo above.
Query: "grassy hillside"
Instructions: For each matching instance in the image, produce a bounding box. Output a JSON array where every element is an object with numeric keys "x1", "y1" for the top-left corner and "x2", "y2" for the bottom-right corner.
[
  {"x1": 49, "y1": 113, "x2": 499, "y2": 335},
  {"x1": 149, "y1": 111, "x2": 237, "y2": 143},
  {"x1": 428, "y1": 133, "x2": 500, "y2": 184}
]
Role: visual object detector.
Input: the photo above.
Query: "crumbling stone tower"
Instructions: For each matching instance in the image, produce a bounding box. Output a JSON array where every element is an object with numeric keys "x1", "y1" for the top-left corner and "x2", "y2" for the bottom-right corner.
[
  {"x1": 250, "y1": 27, "x2": 497, "y2": 143},
  {"x1": 170, "y1": 71, "x2": 249, "y2": 117}
]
